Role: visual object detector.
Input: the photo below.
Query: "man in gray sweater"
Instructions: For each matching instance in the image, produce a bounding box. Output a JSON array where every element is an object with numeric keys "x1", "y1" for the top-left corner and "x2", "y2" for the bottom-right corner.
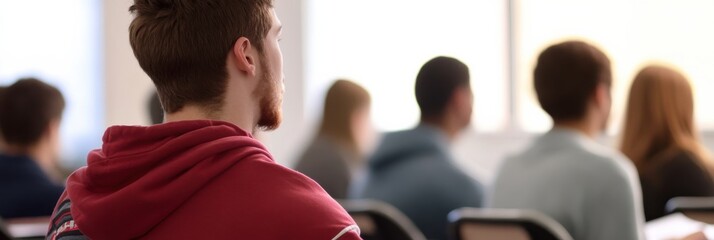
[{"x1": 490, "y1": 41, "x2": 645, "y2": 240}]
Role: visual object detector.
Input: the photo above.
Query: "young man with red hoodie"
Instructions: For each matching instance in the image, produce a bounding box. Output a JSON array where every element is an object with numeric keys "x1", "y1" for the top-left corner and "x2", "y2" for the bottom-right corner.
[{"x1": 46, "y1": 0, "x2": 361, "y2": 239}]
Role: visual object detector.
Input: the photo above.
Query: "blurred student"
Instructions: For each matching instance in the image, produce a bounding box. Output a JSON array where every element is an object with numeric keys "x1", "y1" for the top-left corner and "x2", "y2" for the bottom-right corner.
[
  {"x1": 621, "y1": 65, "x2": 714, "y2": 221},
  {"x1": 490, "y1": 41, "x2": 644, "y2": 240},
  {"x1": 45, "y1": 0, "x2": 360, "y2": 239},
  {"x1": 0, "y1": 78, "x2": 65, "y2": 219},
  {"x1": 147, "y1": 90, "x2": 163, "y2": 124},
  {"x1": 295, "y1": 79, "x2": 373, "y2": 199},
  {"x1": 353, "y1": 56, "x2": 484, "y2": 240}
]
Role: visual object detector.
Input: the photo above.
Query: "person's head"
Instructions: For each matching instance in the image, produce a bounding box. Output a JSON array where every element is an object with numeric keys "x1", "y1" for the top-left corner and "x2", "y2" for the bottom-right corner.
[
  {"x1": 621, "y1": 65, "x2": 711, "y2": 170},
  {"x1": 319, "y1": 80, "x2": 372, "y2": 155},
  {"x1": 147, "y1": 91, "x2": 163, "y2": 124},
  {"x1": 415, "y1": 56, "x2": 473, "y2": 134},
  {"x1": 534, "y1": 40, "x2": 612, "y2": 132},
  {"x1": 0, "y1": 78, "x2": 65, "y2": 159},
  {"x1": 129, "y1": 0, "x2": 283, "y2": 131}
]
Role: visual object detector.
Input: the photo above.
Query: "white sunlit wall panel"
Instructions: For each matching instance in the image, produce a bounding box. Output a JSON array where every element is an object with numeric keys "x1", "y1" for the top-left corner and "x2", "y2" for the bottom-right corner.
[
  {"x1": 0, "y1": 0, "x2": 103, "y2": 168},
  {"x1": 306, "y1": 0, "x2": 510, "y2": 132},
  {"x1": 514, "y1": 0, "x2": 714, "y2": 133}
]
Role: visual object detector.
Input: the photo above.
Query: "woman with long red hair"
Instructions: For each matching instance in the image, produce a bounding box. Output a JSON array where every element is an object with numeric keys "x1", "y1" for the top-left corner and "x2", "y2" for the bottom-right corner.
[{"x1": 620, "y1": 65, "x2": 714, "y2": 221}]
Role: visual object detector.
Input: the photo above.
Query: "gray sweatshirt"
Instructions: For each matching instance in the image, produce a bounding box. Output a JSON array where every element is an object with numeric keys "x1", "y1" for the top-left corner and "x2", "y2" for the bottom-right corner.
[
  {"x1": 490, "y1": 128, "x2": 645, "y2": 240},
  {"x1": 352, "y1": 124, "x2": 484, "y2": 240}
]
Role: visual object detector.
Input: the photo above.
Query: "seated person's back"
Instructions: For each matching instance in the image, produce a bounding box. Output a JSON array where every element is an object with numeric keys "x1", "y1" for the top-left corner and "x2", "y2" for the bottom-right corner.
[
  {"x1": 353, "y1": 57, "x2": 484, "y2": 240},
  {"x1": 490, "y1": 41, "x2": 644, "y2": 240},
  {"x1": 621, "y1": 65, "x2": 714, "y2": 221},
  {"x1": 45, "y1": 1, "x2": 360, "y2": 239},
  {"x1": 492, "y1": 128, "x2": 642, "y2": 240},
  {"x1": 295, "y1": 79, "x2": 373, "y2": 199},
  {"x1": 0, "y1": 79, "x2": 65, "y2": 219},
  {"x1": 49, "y1": 122, "x2": 358, "y2": 239}
]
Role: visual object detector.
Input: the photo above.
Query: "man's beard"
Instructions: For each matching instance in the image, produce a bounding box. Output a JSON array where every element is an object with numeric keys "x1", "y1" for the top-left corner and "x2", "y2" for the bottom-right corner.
[{"x1": 254, "y1": 58, "x2": 282, "y2": 131}]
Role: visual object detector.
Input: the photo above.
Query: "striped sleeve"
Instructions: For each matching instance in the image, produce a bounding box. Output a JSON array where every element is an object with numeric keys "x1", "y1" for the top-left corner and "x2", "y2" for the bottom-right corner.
[{"x1": 46, "y1": 199, "x2": 87, "y2": 240}]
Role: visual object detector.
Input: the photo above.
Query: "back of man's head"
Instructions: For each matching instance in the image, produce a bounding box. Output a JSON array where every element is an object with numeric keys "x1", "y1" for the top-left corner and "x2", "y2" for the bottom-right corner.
[
  {"x1": 534, "y1": 40, "x2": 611, "y2": 122},
  {"x1": 415, "y1": 56, "x2": 470, "y2": 122},
  {"x1": 129, "y1": 0, "x2": 273, "y2": 114},
  {"x1": 0, "y1": 78, "x2": 65, "y2": 149}
]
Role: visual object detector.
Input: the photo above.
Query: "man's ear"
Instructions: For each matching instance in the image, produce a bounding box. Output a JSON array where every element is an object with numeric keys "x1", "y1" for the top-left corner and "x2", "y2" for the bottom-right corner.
[
  {"x1": 232, "y1": 37, "x2": 257, "y2": 77},
  {"x1": 593, "y1": 83, "x2": 610, "y2": 109},
  {"x1": 46, "y1": 118, "x2": 61, "y2": 139},
  {"x1": 452, "y1": 86, "x2": 473, "y2": 111}
]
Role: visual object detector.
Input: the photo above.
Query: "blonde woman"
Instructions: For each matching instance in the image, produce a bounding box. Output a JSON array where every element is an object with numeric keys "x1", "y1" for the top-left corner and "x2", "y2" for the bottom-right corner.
[
  {"x1": 621, "y1": 65, "x2": 714, "y2": 221},
  {"x1": 295, "y1": 79, "x2": 373, "y2": 199}
]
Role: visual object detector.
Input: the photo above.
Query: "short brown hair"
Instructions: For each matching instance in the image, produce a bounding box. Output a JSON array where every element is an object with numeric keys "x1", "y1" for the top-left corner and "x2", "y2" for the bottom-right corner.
[
  {"x1": 415, "y1": 56, "x2": 470, "y2": 121},
  {"x1": 534, "y1": 41, "x2": 611, "y2": 121},
  {"x1": 129, "y1": 0, "x2": 274, "y2": 113},
  {"x1": 0, "y1": 78, "x2": 65, "y2": 147}
]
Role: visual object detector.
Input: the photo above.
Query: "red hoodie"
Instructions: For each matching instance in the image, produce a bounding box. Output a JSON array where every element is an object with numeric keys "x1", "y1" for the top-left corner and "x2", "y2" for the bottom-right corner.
[{"x1": 46, "y1": 120, "x2": 361, "y2": 240}]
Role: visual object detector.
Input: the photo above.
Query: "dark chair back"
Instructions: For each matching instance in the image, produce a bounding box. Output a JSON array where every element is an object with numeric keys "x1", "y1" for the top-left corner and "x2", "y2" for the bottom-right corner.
[
  {"x1": 448, "y1": 208, "x2": 573, "y2": 240},
  {"x1": 340, "y1": 199, "x2": 427, "y2": 240},
  {"x1": 666, "y1": 197, "x2": 714, "y2": 224},
  {"x1": 0, "y1": 217, "x2": 11, "y2": 240}
]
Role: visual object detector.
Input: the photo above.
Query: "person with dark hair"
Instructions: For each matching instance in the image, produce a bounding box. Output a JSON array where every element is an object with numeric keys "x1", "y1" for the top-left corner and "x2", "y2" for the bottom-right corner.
[
  {"x1": 353, "y1": 56, "x2": 484, "y2": 240},
  {"x1": 0, "y1": 78, "x2": 65, "y2": 219},
  {"x1": 295, "y1": 79, "x2": 373, "y2": 199},
  {"x1": 147, "y1": 90, "x2": 163, "y2": 124},
  {"x1": 490, "y1": 41, "x2": 644, "y2": 240},
  {"x1": 46, "y1": 0, "x2": 360, "y2": 239}
]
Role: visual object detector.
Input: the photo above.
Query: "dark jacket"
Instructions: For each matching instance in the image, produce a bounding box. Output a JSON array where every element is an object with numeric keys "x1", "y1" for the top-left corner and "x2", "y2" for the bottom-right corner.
[
  {"x1": 353, "y1": 124, "x2": 483, "y2": 240},
  {"x1": 0, "y1": 154, "x2": 64, "y2": 219},
  {"x1": 640, "y1": 150, "x2": 714, "y2": 221}
]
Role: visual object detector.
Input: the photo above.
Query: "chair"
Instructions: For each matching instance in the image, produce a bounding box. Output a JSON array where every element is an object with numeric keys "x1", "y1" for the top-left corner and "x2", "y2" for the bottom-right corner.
[
  {"x1": 339, "y1": 199, "x2": 427, "y2": 240},
  {"x1": 666, "y1": 196, "x2": 714, "y2": 224},
  {"x1": 0, "y1": 217, "x2": 11, "y2": 240},
  {"x1": 448, "y1": 208, "x2": 573, "y2": 240},
  {"x1": 0, "y1": 217, "x2": 49, "y2": 240}
]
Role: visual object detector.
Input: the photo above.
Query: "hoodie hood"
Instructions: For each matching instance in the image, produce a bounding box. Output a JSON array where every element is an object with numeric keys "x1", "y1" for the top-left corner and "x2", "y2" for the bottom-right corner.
[
  {"x1": 66, "y1": 120, "x2": 271, "y2": 240},
  {"x1": 369, "y1": 124, "x2": 451, "y2": 171}
]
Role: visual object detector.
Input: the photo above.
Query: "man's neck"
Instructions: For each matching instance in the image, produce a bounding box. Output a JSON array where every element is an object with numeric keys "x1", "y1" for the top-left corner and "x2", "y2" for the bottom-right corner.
[
  {"x1": 165, "y1": 105, "x2": 256, "y2": 133},
  {"x1": 553, "y1": 119, "x2": 599, "y2": 139},
  {"x1": 421, "y1": 120, "x2": 460, "y2": 143}
]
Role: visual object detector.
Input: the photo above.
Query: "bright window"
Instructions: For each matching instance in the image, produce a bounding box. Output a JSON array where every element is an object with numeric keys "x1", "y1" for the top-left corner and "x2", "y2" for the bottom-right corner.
[
  {"x1": 514, "y1": 0, "x2": 714, "y2": 133},
  {"x1": 0, "y1": 0, "x2": 103, "y2": 167},
  {"x1": 306, "y1": 0, "x2": 509, "y2": 132}
]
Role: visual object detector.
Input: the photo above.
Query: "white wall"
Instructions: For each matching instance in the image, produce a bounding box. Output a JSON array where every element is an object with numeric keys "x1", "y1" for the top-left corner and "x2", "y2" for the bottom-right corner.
[{"x1": 103, "y1": 0, "x2": 155, "y2": 127}]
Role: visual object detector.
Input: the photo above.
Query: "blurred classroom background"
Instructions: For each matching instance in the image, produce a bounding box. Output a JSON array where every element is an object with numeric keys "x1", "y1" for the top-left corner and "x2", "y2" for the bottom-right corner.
[{"x1": 3, "y1": 0, "x2": 713, "y2": 185}]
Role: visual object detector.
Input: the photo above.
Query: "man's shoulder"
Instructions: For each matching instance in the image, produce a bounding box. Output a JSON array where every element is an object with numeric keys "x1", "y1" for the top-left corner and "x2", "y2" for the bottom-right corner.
[
  {"x1": 564, "y1": 145, "x2": 640, "y2": 194},
  {"x1": 219, "y1": 155, "x2": 348, "y2": 209},
  {"x1": 221, "y1": 157, "x2": 361, "y2": 239},
  {"x1": 231, "y1": 154, "x2": 323, "y2": 186},
  {"x1": 503, "y1": 139, "x2": 636, "y2": 185},
  {"x1": 579, "y1": 144, "x2": 637, "y2": 179}
]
